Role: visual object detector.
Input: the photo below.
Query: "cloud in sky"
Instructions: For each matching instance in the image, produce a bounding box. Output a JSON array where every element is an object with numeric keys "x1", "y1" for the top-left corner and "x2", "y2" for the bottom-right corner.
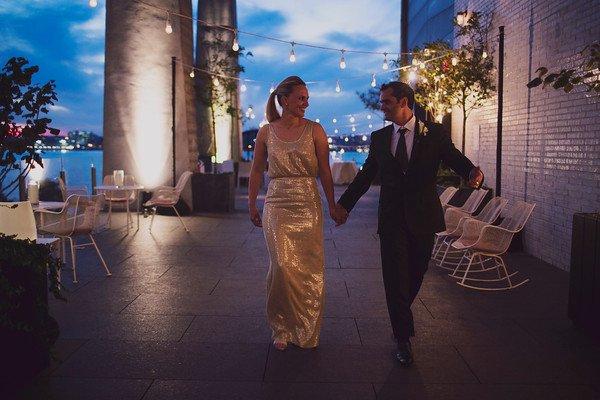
[
  {"x1": 70, "y1": 7, "x2": 105, "y2": 40},
  {"x1": 0, "y1": 29, "x2": 35, "y2": 53},
  {"x1": 48, "y1": 104, "x2": 71, "y2": 113}
]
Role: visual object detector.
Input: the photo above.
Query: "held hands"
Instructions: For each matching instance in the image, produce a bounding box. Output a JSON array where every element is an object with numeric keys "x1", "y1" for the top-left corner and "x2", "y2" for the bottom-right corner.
[
  {"x1": 330, "y1": 203, "x2": 349, "y2": 227},
  {"x1": 249, "y1": 205, "x2": 262, "y2": 227},
  {"x1": 467, "y1": 166, "x2": 484, "y2": 189}
]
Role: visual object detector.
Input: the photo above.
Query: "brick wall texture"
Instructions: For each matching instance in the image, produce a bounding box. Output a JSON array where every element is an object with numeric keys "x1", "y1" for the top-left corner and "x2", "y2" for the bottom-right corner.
[{"x1": 451, "y1": 0, "x2": 600, "y2": 270}]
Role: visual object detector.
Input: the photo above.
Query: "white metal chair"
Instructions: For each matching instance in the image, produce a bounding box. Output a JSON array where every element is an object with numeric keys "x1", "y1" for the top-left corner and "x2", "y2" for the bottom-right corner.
[
  {"x1": 145, "y1": 171, "x2": 192, "y2": 233},
  {"x1": 37, "y1": 194, "x2": 111, "y2": 283},
  {"x1": 58, "y1": 177, "x2": 87, "y2": 201},
  {"x1": 438, "y1": 186, "x2": 458, "y2": 208},
  {"x1": 445, "y1": 188, "x2": 489, "y2": 214},
  {"x1": 434, "y1": 196, "x2": 509, "y2": 268},
  {"x1": 100, "y1": 174, "x2": 136, "y2": 228},
  {"x1": 448, "y1": 200, "x2": 536, "y2": 291}
]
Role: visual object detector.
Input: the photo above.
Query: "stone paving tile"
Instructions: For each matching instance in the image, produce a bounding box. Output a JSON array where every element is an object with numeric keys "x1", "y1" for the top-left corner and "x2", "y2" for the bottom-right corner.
[
  {"x1": 51, "y1": 340, "x2": 268, "y2": 381},
  {"x1": 181, "y1": 316, "x2": 271, "y2": 344},
  {"x1": 17, "y1": 377, "x2": 152, "y2": 400}
]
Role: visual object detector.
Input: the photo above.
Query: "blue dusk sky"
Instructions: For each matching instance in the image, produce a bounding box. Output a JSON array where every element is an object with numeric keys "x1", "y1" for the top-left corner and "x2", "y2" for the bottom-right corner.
[{"x1": 0, "y1": 0, "x2": 401, "y2": 137}]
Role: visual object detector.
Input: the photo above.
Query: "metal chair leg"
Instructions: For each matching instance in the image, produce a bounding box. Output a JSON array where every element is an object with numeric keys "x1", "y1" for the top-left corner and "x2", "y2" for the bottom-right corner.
[
  {"x1": 149, "y1": 207, "x2": 156, "y2": 232},
  {"x1": 172, "y1": 206, "x2": 189, "y2": 232},
  {"x1": 68, "y1": 237, "x2": 78, "y2": 283},
  {"x1": 89, "y1": 234, "x2": 111, "y2": 276}
]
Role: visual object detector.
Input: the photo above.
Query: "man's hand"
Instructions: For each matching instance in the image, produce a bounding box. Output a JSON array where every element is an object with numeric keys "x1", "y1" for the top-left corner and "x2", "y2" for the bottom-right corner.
[
  {"x1": 334, "y1": 204, "x2": 349, "y2": 227},
  {"x1": 467, "y1": 166, "x2": 484, "y2": 189}
]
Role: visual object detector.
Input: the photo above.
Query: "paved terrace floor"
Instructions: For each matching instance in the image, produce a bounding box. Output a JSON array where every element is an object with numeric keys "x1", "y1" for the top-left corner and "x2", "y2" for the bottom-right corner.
[{"x1": 6, "y1": 186, "x2": 600, "y2": 399}]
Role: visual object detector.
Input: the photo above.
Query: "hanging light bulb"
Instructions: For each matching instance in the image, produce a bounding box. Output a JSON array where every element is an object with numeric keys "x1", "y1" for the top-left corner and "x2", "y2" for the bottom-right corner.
[
  {"x1": 315, "y1": 118, "x2": 320, "y2": 123},
  {"x1": 422, "y1": 77, "x2": 428, "y2": 84},
  {"x1": 334, "y1": 129, "x2": 339, "y2": 134},
  {"x1": 408, "y1": 68, "x2": 417, "y2": 81},
  {"x1": 482, "y1": 50, "x2": 488, "y2": 59},
  {"x1": 349, "y1": 116, "x2": 355, "y2": 123},
  {"x1": 339, "y1": 50, "x2": 346, "y2": 69},
  {"x1": 327, "y1": 137, "x2": 333, "y2": 143},
  {"x1": 370, "y1": 74, "x2": 377, "y2": 88},
  {"x1": 446, "y1": 107, "x2": 452, "y2": 113},
  {"x1": 212, "y1": 76, "x2": 220, "y2": 87},
  {"x1": 351, "y1": 126, "x2": 356, "y2": 132},
  {"x1": 344, "y1": 137, "x2": 349, "y2": 142},
  {"x1": 250, "y1": 113, "x2": 256, "y2": 120},
  {"x1": 165, "y1": 12, "x2": 173, "y2": 34},
  {"x1": 382, "y1": 53, "x2": 389, "y2": 70},
  {"x1": 240, "y1": 82, "x2": 247, "y2": 92},
  {"x1": 362, "y1": 135, "x2": 368, "y2": 141},
  {"x1": 366, "y1": 114, "x2": 372, "y2": 120},
  {"x1": 289, "y1": 42, "x2": 296, "y2": 63},
  {"x1": 232, "y1": 35, "x2": 240, "y2": 52},
  {"x1": 189, "y1": 70, "x2": 195, "y2": 78},
  {"x1": 419, "y1": 62, "x2": 425, "y2": 69},
  {"x1": 332, "y1": 118, "x2": 337, "y2": 123},
  {"x1": 88, "y1": 0, "x2": 98, "y2": 7},
  {"x1": 412, "y1": 57, "x2": 419, "y2": 66},
  {"x1": 269, "y1": 83, "x2": 275, "y2": 94},
  {"x1": 451, "y1": 57, "x2": 458, "y2": 66},
  {"x1": 335, "y1": 80, "x2": 341, "y2": 93},
  {"x1": 368, "y1": 123, "x2": 373, "y2": 128}
]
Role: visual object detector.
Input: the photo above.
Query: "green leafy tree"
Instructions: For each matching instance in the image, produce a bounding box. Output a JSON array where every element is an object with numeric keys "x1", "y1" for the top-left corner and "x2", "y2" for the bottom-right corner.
[
  {"x1": 195, "y1": 30, "x2": 251, "y2": 159},
  {"x1": 0, "y1": 57, "x2": 59, "y2": 200},
  {"x1": 448, "y1": 11, "x2": 496, "y2": 154},
  {"x1": 527, "y1": 42, "x2": 600, "y2": 96}
]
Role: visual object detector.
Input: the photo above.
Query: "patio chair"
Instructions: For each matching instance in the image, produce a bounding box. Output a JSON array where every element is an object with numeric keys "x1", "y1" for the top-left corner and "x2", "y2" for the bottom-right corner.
[
  {"x1": 37, "y1": 194, "x2": 111, "y2": 283},
  {"x1": 100, "y1": 174, "x2": 136, "y2": 228},
  {"x1": 145, "y1": 171, "x2": 192, "y2": 233},
  {"x1": 448, "y1": 200, "x2": 536, "y2": 291},
  {"x1": 433, "y1": 196, "x2": 509, "y2": 268},
  {"x1": 438, "y1": 186, "x2": 458, "y2": 208},
  {"x1": 58, "y1": 177, "x2": 87, "y2": 201},
  {"x1": 444, "y1": 187, "x2": 489, "y2": 214}
]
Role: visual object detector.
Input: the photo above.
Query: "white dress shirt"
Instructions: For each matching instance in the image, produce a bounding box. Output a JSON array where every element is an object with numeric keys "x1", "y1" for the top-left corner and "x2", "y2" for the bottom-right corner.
[{"x1": 391, "y1": 114, "x2": 416, "y2": 161}]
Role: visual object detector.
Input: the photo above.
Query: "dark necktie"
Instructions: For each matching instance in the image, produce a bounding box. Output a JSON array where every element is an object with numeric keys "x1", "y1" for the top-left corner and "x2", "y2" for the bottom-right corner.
[{"x1": 395, "y1": 127, "x2": 409, "y2": 171}]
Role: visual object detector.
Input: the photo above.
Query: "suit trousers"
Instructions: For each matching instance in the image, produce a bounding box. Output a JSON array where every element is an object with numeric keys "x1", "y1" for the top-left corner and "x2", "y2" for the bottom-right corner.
[{"x1": 379, "y1": 224, "x2": 434, "y2": 341}]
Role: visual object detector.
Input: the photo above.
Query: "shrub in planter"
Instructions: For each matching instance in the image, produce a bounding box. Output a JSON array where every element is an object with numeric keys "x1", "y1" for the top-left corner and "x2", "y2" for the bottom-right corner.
[{"x1": 0, "y1": 233, "x2": 64, "y2": 383}]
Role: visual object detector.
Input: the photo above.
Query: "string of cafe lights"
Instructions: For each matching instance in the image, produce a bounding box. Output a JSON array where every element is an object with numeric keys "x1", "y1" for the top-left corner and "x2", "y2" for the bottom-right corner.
[{"x1": 87, "y1": 0, "x2": 454, "y2": 92}]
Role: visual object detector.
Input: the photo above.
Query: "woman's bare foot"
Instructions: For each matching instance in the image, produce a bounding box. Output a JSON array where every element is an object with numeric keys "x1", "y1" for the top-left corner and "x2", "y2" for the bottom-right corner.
[{"x1": 273, "y1": 340, "x2": 288, "y2": 351}]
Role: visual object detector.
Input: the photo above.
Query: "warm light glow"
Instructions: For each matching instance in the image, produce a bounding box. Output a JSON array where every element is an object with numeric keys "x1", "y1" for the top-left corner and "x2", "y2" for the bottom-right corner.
[
  {"x1": 408, "y1": 69, "x2": 417, "y2": 81},
  {"x1": 189, "y1": 70, "x2": 195, "y2": 78},
  {"x1": 213, "y1": 77, "x2": 220, "y2": 87},
  {"x1": 240, "y1": 82, "x2": 247, "y2": 92},
  {"x1": 382, "y1": 53, "x2": 389, "y2": 70},
  {"x1": 289, "y1": 43, "x2": 296, "y2": 62},
  {"x1": 451, "y1": 57, "x2": 458, "y2": 66},
  {"x1": 327, "y1": 137, "x2": 333, "y2": 143},
  {"x1": 232, "y1": 37, "x2": 240, "y2": 52},
  {"x1": 339, "y1": 50, "x2": 346, "y2": 69},
  {"x1": 165, "y1": 13, "x2": 173, "y2": 34},
  {"x1": 482, "y1": 50, "x2": 488, "y2": 59},
  {"x1": 412, "y1": 58, "x2": 419, "y2": 66},
  {"x1": 89, "y1": 0, "x2": 98, "y2": 7},
  {"x1": 335, "y1": 80, "x2": 341, "y2": 92}
]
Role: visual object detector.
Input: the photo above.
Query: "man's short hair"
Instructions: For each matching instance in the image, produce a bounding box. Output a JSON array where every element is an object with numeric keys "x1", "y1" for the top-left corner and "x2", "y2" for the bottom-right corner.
[{"x1": 380, "y1": 81, "x2": 414, "y2": 109}]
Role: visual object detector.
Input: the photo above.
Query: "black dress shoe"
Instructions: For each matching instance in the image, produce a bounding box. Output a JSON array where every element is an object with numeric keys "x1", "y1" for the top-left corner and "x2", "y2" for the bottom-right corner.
[{"x1": 395, "y1": 340, "x2": 414, "y2": 367}]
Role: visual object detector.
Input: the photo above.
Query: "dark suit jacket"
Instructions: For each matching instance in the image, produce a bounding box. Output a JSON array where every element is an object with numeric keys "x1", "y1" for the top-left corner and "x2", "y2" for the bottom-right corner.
[{"x1": 338, "y1": 118, "x2": 475, "y2": 235}]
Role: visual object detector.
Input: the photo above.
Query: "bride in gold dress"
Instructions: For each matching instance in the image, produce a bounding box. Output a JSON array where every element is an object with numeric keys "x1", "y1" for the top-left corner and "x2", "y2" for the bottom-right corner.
[{"x1": 248, "y1": 76, "x2": 343, "y2": 350}]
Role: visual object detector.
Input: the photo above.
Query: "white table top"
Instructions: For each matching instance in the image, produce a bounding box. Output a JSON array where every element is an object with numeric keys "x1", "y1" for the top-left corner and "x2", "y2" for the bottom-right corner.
[
  {"x1": 95, "y1": 185, "x2": 145, "y2": 190},
  {"x1": 32, "y1": 201, "x2": 65, "y2": 211}
]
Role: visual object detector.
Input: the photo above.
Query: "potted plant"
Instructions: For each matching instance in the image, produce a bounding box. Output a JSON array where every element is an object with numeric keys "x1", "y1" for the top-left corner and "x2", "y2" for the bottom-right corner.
[{"x1": 0, "y1": 232, "x2": 64, "y2": 384}]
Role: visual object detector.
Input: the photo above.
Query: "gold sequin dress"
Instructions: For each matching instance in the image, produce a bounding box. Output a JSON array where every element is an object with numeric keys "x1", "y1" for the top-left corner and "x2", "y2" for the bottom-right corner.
[{"x1": 263, "y1": 120, "x2": 324, "y2": 348}]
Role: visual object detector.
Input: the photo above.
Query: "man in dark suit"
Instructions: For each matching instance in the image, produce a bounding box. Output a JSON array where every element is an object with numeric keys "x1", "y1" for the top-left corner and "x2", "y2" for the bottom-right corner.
[{"x1": 335, "y1": 81, "x2": 484, "y2": 366}]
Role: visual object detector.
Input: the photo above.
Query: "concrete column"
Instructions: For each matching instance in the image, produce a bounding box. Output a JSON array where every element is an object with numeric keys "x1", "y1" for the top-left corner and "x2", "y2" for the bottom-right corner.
[
  {"x1": 195, "y1": 0, "x2": 242, "y2": 164},
  {"x1": 103, "y1": 0, "x2": 198, "y2": 202}
]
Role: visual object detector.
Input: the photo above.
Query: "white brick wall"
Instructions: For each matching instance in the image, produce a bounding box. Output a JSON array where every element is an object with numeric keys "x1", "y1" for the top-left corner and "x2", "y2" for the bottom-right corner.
[{"x1": 451, "y1": 0, "x2": 600, "y2": 270}]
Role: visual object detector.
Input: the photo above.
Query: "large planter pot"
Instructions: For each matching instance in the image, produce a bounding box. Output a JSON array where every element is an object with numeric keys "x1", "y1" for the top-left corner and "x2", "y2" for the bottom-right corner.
[
  {"x1": 0, "y1": 235, "x2": 61, "y2": 391},
  {"x1": 191, "y1": 172, "x2": 235, "y2": 212},
  {"x1": 569, "y1": 213, "x2": 600, "y2": 343}
]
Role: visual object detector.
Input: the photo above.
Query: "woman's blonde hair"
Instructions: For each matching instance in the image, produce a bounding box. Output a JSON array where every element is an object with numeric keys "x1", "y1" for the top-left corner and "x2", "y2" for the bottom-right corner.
[{"x1": 265, "y1": 76, "x2": 306, "y2": 122}]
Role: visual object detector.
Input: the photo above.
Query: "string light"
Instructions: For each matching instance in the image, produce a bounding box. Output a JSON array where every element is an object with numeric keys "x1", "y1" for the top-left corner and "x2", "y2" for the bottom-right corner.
[
  {"x1": 232, "y1": 36, "x2": 240, "y2": 52},
  {"x1": 351, "y1": 126, "x2": 356, "y2": 132},
  {"x1": 482, "y1": 50, "x2": 488, "y2": 59},
  {"x1": 382, "y1": 52, "x2": 389, "y2": 70},
  {"x1": 362, "y1": 135, "x2": 368, "y2": 141},
  {"x1": 451, "y1": 57, "x2": 458, "y2": 66},
  {"x1": 412, "y1": 57, "x2": 419, "y2": 66},
  {"x1": 368, "y1": 123, "x2": 373, "y2": 128},
  {"x1": 165, "y1": 12, "x2": 173, "y2": 34},
  {"x1": 289, "y1": 42, "x2": 296, "y2": 63},
  {"x1": 334, "y1": 129, "x2": 339, "y2": 134},
  {"x1": 240, "y1": 82, "x2": 247, "y2": 92},
  {"x1": 189, "y1": 70, "x2": 195, "y2": 78},
  {"x1": 315, "y1": 118, "x2": 320, "y2": 123},
  {"x1": 349, "y1": 116, "x2": 355, "y2": 123},
  {"x1": 366, "y1": 114, "x2": 372, "y2": 120},
  {"x1": 339, "y1": 50, "x2": 346, "y2": 69},
  {"x1": 212, "y1": 76, "x2": 220, "y2": 87},
  {"x1": 88, "y1": 0, "x2": 98, "y2": 7},
  {"x1": 332, "y1": 118, "x2": 337, "y2": 123},
  {"x1": 419, "y1": 62, "x2": 425, "y2": 69},
  {"x1": 370, "y1": 74, "x2": 377, "y2": 88},
  {"x1": 408, "y1": 68, "x2": 417, "y2": 81},
  {"x1": 269, "y1": 83, "x2": 275, "y2": 94},
  {"x1": 335, "y1": 80, "x2": 341, "y2": 93}
]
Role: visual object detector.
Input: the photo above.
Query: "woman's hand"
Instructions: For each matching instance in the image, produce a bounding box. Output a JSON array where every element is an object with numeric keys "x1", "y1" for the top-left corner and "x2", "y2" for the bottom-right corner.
[{"x1": 249, "y1": 205, "x2": 262, "y2": 227}]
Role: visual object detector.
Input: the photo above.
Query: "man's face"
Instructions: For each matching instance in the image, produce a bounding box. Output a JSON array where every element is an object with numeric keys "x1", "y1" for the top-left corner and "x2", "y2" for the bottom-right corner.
[{"x1": 379, "y1": 88, "x2": 406, "y2": 121}]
